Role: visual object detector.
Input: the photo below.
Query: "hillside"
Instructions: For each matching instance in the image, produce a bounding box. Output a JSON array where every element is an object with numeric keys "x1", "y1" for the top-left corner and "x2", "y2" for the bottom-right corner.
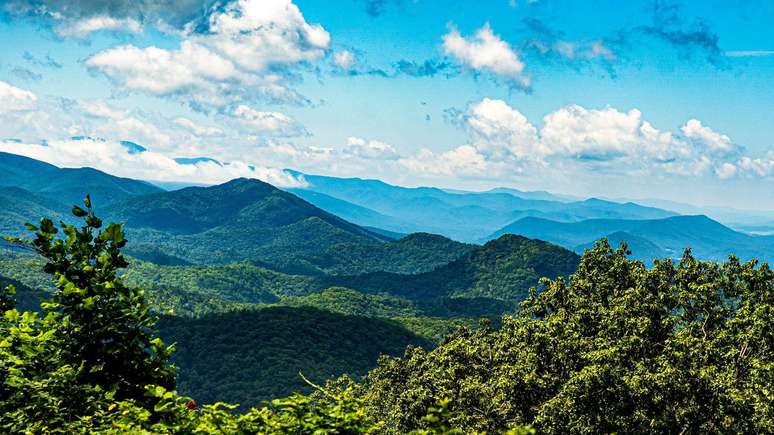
[
  {"x1": 0, "y1": 186, "x2": 72, "y2": 237},
  {"x1": 111, "y1": 178, "x2": 473, "y2": 275},
  {"x1": 489, "y1": 215, "x2": 774, "y2": 262},
  {"x1": 157, "y1": 306, "x2": 432, "y2": 408},
  {"x1": 322, "y1": 234, "x2": 580, "y2": 316},
  {"x1": 0, "y1": 151, "x2": 162, "y2": 205}
]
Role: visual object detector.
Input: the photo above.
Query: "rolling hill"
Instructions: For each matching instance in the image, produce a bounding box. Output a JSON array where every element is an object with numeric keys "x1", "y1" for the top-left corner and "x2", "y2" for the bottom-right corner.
[
  {"x1": 320, "y1": 234, "x2": 580, "y2": 316},
  {"x1": 109, "y1": 178, "x2": 474, "y2": 275},
  {"x1": 158, "y1": 306, "x2": 433, "y2": 409},
  {"x1": 0, "y1": 151, "x2": 162, "y2": 205},
  {"x1": 488, "y1": 215, "x2": 774, "y2": 262},
  {"x1": 287, "y1": 171, "x2": 677, "y2": 241}
]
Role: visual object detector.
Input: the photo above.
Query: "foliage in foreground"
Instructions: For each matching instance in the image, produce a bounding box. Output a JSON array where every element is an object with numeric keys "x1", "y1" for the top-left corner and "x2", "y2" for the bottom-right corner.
[
  {"x1": 0, "y1": 200, "x2": 474, "y2": 433},
  {"x1": 361, "y1": 241, "x2": 774, "y2": 433}
]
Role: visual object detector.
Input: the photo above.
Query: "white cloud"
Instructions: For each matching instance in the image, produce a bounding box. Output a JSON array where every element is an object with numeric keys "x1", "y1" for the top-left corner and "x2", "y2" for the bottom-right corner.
[
  {"x1": 192, "y1": 0, "x2": 329, "y2": 72},
  {"x1": 344, "y1": 137, "x2": 400, "y2": 160},
  {"x1": 397, "y1": 98, "x2": 769, "y2": 183},
  {"x1": 85, "y1": 0, "x2": 328, "y2": 110},
  {"x1": 464, "y1": 98, "x2": 541, "y2": 159},
  {"x1": 0, "y1": 138, "x2": 307, "y2": 187},
  {"x1": 174, "y1": 117, "x2": 224, "y2": 137},
  {"x1": 540, "y1": 105, "x2": 686, "y2": 161},
  {"x1": 737, "y1": 154, "x2": 774, "y2": 178},
  {"x1": 230, "y1": 105, "x2": 306, "y2": 136},
  {"x1": 443, "y1": 23, "x2": 529, "y2": 87},
  {"x1": 714, "y1": 162, "x2": 737, "y2": 179},
  {"x1": 333, "y1": 50, "x2": 356, "y2": 70},
  {"x1": 56, "y1": 16, "x2": 142, "y2": 38},
  {"x1": 399, "y1": 145, "x2": 490, "y2": 177},
  {"x1": 681, "y1": 119, "x2": 739, "y2": 155},
  {"x1": 0, "y1": 81, "x2": 37, "y2": 113}
]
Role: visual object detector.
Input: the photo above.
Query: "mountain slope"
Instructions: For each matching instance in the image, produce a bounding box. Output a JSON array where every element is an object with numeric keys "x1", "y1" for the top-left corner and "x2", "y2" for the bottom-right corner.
[
  {"x1": 112, "y1": 178, "x2": 473, "y2": 275},
  {"x1": 489, "y1": 215, "x2": 774, "y2": 262},
  {"x1": 0, "y1": 151, "x2": 162, "y2": 205},
  {"x1": 322, "y1": 234, "x2": 580, "y2": 315},
  {"x1": 157, "y1": 307, "x2": 433, "y2": 408},
  {"x1": 0, "y1": 186, "x2": 71, "y2": 237},
  {"x1": 290, "y1": 171, "x2": 677, "y2": 241}
]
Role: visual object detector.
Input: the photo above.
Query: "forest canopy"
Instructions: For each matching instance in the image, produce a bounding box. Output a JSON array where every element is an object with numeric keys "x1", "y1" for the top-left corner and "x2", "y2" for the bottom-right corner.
[{"x1": 0, "y1": 202, "x2": 771, "y2": 433}]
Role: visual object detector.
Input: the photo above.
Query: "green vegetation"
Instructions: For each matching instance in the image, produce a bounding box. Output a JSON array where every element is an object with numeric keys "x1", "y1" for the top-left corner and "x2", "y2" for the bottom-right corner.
[
  {"x1": 324, "y1": 234, "x2": 579, "y2": 315},
  {"x1": 359, "y1": 241, "x2": 774, "y2": 433},
  {"x1": 1, "y1": 171, "x2": 771, "y2": 433},
  {"x1": 0, "y1": 203, "x2": 496, "y2": 433},
  {"x1": 158, "y1": 306, "x2": 431, "y2": 408},
  {"x1": 110, "y1": 178, "x2": 474, "y2": 275}
]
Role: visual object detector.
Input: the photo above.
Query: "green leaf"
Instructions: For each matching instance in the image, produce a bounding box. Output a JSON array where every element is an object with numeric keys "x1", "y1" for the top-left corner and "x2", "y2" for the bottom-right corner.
[{"x1": 72, "y1": 205, "x2": 88, "y2": 217}]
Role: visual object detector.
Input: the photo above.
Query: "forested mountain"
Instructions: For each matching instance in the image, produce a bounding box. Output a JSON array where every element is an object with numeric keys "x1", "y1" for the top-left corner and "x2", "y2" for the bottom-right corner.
[
  {"x1": 112, "y1": 180, "x2": 473, "y2": 275},
  {"x1": 288, "y1": 170, "x2": 677, "y2": 241},
  {"x1": 489, "y1": 214, "x2": 774, "y2": 262},
  {"x1": 158, "y1": 306, "x2": 432, "y2": 408},
  {"x1": 0, "y1": 187, "x2": 72, "y2": 237},
  {"x1": 4, "y1": 204, "x2": 770, "y2": 433},
  {"x1": 321, "y1": 234, "x2": 580, "y2": 316},
  {"x1": 0, "y1": 151, "x2": 162, "y2": 205}
]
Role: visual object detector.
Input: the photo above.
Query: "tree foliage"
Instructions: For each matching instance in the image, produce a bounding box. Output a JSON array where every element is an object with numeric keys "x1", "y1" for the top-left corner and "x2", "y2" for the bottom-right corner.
[
  {"x1": 361, "y1": 241, "x2": 774, "y2": 434},
  {"x1": 0, "y1": 200, "x2": 390, "y2": 433}
]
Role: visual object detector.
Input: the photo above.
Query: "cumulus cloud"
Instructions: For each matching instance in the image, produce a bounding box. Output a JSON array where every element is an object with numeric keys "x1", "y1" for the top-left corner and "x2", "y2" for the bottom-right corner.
[
  {"x1": 737, "y1": 154, "x2": 774, "y2": 178},
  {"x1": 229, "y1": 105, "x2": 307, "y2": 137},
  {"x1": 344, "y1": 137, "x2": 400, "y2": 160},
  {"x1": 0, "y1": 81, "x2": 38, "y2": 113},
  {"x1": 399, "y1": 145, "x2": 490, "y2": 177},
  {"x1": 190, "y1": 0, "x2": 329, "y2": 71},
  {"x1": 173, "y1": 117, "x2": 223, "y2": 137},
  {"x1": 0, "y1": 138, "x2": 307, "y2": 187},
  {"x1": 443, "y1": 23, "x2": 529, "y2": 88},
  {"x1": 402, "y1": 98, "x2": 770, "y2": 182},
  {"x1": 85, "y1": 0, "x2": 328, "y2": 110},
  {"x1": 681, "y1": 119, "x2": 739, "y2": 155},
  {"x1": 540, "y1": 105, "x2": 686, "y2": 161},
  {"x1": 714, "y1": 162, "x2": 737, "y2": 179},
  {"x1": 463, "y1": 98, "x2": 540, "y2": 159},
  {"x1": 56, "y1": 16, "x2": 142, "y2": 38}
]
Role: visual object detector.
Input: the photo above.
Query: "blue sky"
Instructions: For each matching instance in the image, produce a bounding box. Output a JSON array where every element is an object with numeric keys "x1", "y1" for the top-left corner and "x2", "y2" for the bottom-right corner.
[{"x1": 0, "y1": 0, "x2": 772, "y2": 209}]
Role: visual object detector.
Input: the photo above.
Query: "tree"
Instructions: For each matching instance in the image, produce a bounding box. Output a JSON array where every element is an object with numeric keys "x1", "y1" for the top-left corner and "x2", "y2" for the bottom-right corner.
[
  {"x1": 23, "y1": 196, "x2": 175, "y2": 403},
  {"x1": 361, "y1": 241, "x2": 774, "y2": 434}
]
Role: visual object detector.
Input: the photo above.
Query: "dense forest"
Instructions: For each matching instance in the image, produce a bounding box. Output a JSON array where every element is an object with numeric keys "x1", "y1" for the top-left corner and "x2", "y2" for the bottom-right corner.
[{"x1": 1, "y1": 200, "x2": 771, "y2": 433}]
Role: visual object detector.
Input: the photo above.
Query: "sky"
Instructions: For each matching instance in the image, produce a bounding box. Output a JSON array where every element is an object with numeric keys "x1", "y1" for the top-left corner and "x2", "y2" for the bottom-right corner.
[{"x1": 0, "y1": 0, "x2": 772, "y2": 209}]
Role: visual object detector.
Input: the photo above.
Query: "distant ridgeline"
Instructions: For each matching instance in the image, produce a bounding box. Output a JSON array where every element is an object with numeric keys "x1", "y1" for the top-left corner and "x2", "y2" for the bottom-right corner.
[{"x1": 1, "y1": 150, "x2": 772, "y2": 408}]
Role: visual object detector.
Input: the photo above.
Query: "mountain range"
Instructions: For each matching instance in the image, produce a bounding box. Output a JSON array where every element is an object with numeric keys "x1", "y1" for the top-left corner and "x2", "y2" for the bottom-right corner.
[
  {"x1": 2, "y1": 150, "x2": 773, "y2": 407},
  {"x1": 286, "y1": 171, "x2": 678, "y2": 242},
  {"x1": 487, "y1": 215, "x2": 774, "y2": 263}
]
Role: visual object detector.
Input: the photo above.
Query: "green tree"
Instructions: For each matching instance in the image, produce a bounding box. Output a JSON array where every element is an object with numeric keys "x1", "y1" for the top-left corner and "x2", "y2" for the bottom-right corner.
[
  {"x1": 362, "y1": 241, "x2": 774, "y2": 434},
  {"x1": 23, "y1": 196, "x2": 175, "y2": 404}
]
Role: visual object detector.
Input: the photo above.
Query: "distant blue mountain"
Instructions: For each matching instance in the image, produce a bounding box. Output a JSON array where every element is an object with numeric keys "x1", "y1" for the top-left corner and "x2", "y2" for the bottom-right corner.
[
  {"x1": 487, "y1": 215, "x2": 774, "y2": 263},
  {"x1": 285, "y1": 171, "x2": 678, "y2": 242}
]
